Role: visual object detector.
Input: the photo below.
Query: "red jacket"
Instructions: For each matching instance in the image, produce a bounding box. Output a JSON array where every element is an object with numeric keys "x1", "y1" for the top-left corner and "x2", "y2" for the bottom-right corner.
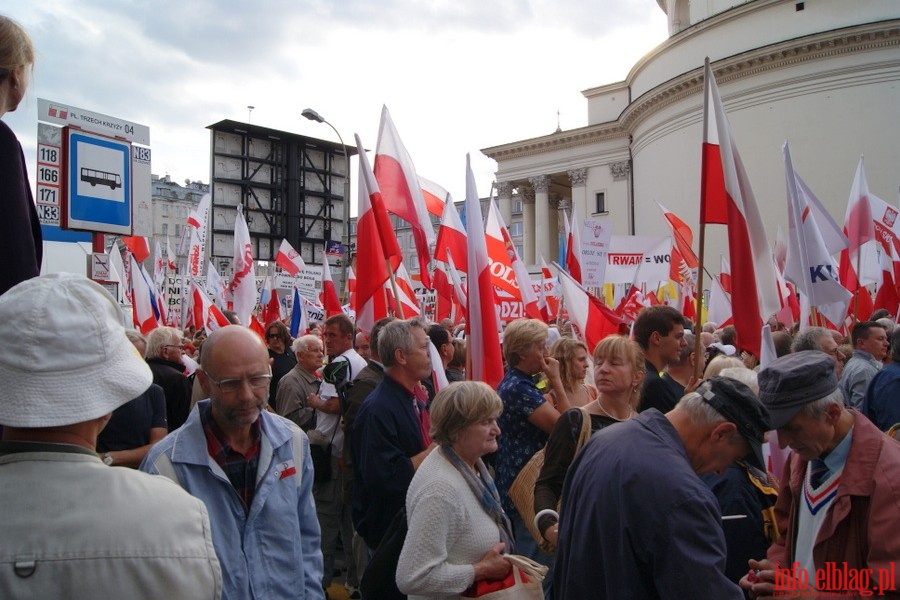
[{"x1": 768, "y1": 410, "x2": 900, "y2": 598}]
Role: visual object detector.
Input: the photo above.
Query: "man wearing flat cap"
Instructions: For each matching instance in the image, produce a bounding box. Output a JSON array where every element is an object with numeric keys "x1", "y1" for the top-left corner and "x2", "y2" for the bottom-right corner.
[
  {"x1": 554, "y1": 376, "x2": 771, "y2": 599},
  {"x1": 0, "y1": 273, "x2": 221, "y2": 599},
  {"x1": 741, "y1": 350, "x2": 900, "y2": 599}
]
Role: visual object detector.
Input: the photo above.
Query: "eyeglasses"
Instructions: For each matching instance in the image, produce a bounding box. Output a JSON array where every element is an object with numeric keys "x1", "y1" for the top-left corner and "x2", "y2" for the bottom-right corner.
[
  {"x1": 203, "y1": 370, "x2": 272, "y2": 394},
  {"x1": 163, "y1": 344, "x2": 185, "y2": 352},
  {"x1": 266, "y1": 333, "x2": 280, "y2": 339}
]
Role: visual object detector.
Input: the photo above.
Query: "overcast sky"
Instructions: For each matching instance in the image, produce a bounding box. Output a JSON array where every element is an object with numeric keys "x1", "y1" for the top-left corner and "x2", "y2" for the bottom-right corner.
[{"x1": 4, "y1": 0, "x2": 668, "y2": 210}]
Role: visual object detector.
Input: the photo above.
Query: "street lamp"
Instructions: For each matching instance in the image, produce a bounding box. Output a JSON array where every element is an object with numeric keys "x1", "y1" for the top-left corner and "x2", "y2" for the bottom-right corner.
[{"x1": 302, "y1": 108, "x2": 351, "y2": 301}]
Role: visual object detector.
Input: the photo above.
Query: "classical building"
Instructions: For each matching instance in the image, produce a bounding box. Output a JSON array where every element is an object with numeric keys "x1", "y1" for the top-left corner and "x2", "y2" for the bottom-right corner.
[{"x1": 482, "y1": 0, "x2": 900, "y2": 272}]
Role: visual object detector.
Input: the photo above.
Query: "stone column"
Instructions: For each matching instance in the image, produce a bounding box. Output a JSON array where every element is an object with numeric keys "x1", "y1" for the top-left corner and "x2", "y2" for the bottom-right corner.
[
  {"x1": 497, "y1": 181, "x2": 513, "y2": 229},
  {"x1": 568, "y1": 168, "x2": 587, "y2": 221},
  {"x1": 521, "y1": 185, "x2": 536, "y2": 265},
  {"x1": 529, "y1": 175, "x2": 551, "y2": 268}
]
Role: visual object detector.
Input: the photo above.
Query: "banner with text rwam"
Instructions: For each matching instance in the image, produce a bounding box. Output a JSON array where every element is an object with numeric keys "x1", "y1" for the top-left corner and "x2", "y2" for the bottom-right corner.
[{"x1": 604, "y1": 236, "x2": 673, "y2": 285}]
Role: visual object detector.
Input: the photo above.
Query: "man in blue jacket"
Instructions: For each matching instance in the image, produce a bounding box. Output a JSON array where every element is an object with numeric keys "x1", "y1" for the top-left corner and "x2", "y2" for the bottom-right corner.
[{"x1": 142, "y1": 325, "x2": 324, "y2": 599}]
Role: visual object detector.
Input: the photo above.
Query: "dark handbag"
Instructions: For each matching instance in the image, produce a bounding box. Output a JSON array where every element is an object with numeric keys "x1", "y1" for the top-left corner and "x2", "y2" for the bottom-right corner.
[
  {"x1": 360, "y1": 507, "x2": 408, "y2": 600},
  {"x1": 309, "y1": 442, "x2": 332, "y2": 484}
]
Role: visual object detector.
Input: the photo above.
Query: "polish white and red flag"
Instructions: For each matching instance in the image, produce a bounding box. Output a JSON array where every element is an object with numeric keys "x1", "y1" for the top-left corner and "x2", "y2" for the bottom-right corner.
[
  {"x1": 432, "y1": 261, "x2": 454, "y2": 323},
  {"x1": 122, "y1": 236, "x2": 151, "y2": 264},
  {"x1": 230, "y1": 204, "x2": 257, "y2": 326},
  {"x1": 259, "y1": 275, "x2": 282, "y2": 326},
  {"x1": 565, "y1": 209, "x2": 583, "y2": 283},
  {"x1": 320, "y1": 257, "x2": 343, "y2": 318},
  {"x1": 707, "y1": 274, "x2": 734, "y2": 329},
  {"x1": 420, "y1": 176, "x2": 452, "y2": 218},
  {"x1": 434, "y1": 191, "x2": 468, "y2": 272},
  {"x1": 485, "y1": 198, "x2": 538, "y2": 316},
  {"x1": 446, "y1": 252, "x2": 469, "y2": 323},
  {"x1": 164, "y1": 237, "x2": 176, "y2": 272},
  {"x1": 153, "y1": 240, "x2": 166, "y2": 287},
  {"x1": 464, "y1": 154, "x2": 503, "y2": 388},
  {"x1": 388, "y1": 261, "x2": 422, "y2": 317},
  {"x1": 186, "y1": 193, "x2": 211, "y2": 278},
  {"x1": 538, "y1": 256, "x2": 559, "y2": 321},
  {"x1": 555, "y1": 263, "x2": 624, "y2": 350},
  {"x1": 374, "y1": 105, "x2": 435, "y2": 288},
  {"x1": 354, "y1": 134, "x2": 403, "y2": 332},
  {"x1": 275, "y1": 239, "x2": 306, "y2": 276},
  {"x1": 491, "y1": 199, "x2": 542, "y2": 320},
  {"x1": 839, "y1": 156, "x2": 877, "y2": 321},
  {"x1": 700, "y1": 59, "x2": 780, "y2": 357},
  {"x1": 189, "y1": 278, "x2": 230, "y2": 333},
  {"x1": 130, "y1": 254, "x2": 158, "y2": 334},
  {"x1": 657, "y1": 202, "x2": 699, "y2": 284},
  {"x1": 782, "y1": 141, "x2": 851, "y2": 329},
  {"x1": 347, "y1": 266, "x2": 357, "y2": 312}
]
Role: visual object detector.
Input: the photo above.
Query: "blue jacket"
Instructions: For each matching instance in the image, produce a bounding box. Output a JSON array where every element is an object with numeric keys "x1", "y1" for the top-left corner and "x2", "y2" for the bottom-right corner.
[
  {"x1": 141, "y1": 400, "x2": 324, "y2": 600},
  {"x1": 554, "y1": 409, "x2": 743, "y2": 599}
]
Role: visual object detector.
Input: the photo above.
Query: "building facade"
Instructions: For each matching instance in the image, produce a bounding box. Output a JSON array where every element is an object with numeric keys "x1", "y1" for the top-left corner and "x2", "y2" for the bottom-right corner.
[
  {"x1": 482, "y1": 0, "x2": 900, "y2": 273},
  {"x1": 149, "y1": 174, "x2": 208, "y2": 272}
]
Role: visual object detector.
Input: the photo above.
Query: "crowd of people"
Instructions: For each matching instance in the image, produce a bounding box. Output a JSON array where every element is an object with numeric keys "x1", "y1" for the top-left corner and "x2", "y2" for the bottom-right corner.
[{"x1": 2, "y1": 14, "x2": 900, "y2": 600}]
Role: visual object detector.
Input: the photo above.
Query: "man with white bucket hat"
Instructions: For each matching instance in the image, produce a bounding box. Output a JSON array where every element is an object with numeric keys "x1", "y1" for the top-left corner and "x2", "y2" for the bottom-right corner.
[{"x1": 0, "y1": 273, "x2": 222, "y2": 599}]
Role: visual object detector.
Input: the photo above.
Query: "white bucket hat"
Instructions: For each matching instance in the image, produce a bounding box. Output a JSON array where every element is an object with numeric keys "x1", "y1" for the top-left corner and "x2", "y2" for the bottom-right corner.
[{"x1": 0, "y1": 273, "x2": 152, "y2": 427}]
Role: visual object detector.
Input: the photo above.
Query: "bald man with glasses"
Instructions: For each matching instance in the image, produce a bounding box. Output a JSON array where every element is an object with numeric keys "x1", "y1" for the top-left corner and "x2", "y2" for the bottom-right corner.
[{"x1": 141, "y1": 325, "x2": 325, "y2": 600}]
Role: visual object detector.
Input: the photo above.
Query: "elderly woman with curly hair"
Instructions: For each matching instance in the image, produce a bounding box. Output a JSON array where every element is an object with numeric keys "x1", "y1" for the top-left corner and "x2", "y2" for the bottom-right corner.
[
  {"x1": 534, "y1": 335, "x2": 645, "y2": 549},
  {"x1": 397, "y1": 382, "x2": 513, "y2": 599}
]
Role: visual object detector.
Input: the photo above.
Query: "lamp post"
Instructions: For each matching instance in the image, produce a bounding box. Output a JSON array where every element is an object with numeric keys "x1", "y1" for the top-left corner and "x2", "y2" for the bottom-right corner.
[{"x1": 301, "y1": 108, "x2": 351, "y2": 301}]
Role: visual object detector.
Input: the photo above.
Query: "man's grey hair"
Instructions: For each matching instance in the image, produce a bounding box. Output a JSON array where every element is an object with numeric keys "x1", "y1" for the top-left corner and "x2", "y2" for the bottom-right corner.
[
  {"x1": 146, "y1": 327, "x2": 183, "y2": 358},
  {"x1": 379, "y1": 317, "x2": 427, "y2": 368},
  {"x1": 797, "y1": 388, "x2": 844, "y2": 420},
  {"x1": 675, "y1": 391, "x2": 729, "y2": 427},
  {"x1": 292, "y1": 334, "x2": 321, "y2": 354},
  {"x1": 791, "y1": 326, "x2": 831, "y2": 354}
]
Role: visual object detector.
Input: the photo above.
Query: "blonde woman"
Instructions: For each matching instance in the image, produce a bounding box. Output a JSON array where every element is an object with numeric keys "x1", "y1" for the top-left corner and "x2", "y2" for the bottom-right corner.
[
  {"x1": 547, "y1": 337, "x2": 598, "y2": 408},
  {"x1": 534, "y1": 335, "x2": 645, "y2": 548}
]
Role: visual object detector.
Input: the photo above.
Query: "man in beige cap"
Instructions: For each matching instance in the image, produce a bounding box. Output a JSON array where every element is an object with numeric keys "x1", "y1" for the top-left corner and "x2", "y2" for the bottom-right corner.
[
  {"x1": 741, "y1": 350, "x2": 900, "y2": 599},
  {"x1": 0, "y1": 273, "x2": 221, "y2": 599}
]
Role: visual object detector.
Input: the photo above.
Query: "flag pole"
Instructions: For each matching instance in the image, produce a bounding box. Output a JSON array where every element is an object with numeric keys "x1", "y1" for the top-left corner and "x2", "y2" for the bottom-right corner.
[
  {"x1": 387, "y1": 258, "x2": 403, "y2": 316},
  {"x1": 694, "y1": 223, "x2": 708, "y2": 381}
]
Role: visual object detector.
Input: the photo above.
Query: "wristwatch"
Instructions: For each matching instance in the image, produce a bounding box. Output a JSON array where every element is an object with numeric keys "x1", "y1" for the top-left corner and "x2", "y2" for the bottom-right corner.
[{"x1": 103, "y1": 453, "x2": 114, "y2": 466}]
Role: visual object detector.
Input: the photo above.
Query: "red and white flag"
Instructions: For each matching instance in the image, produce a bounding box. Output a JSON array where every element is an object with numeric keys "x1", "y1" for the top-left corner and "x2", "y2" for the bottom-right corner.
[
  {"x1": 839, "y1": 156, "x2": 877, "y2": 320},
  {"x1": 186, "y1": 193, "x2": 211, "y2": 278},
  {"x1": 130, "y1": 254, "x2": 158, "y2": 334},
  {"x1": 320, "y1": 257, "x2": 343, "y2": 318},
  {"x1": 538, "y1": 257, "x2": 559, "y2": 321},
  {"x1": 275, "y1": 239, "x2": 306, "y2": 276},
  {"x1": 657, "y1": 202, "x2": 699, "y2": 284},
  {"x1": 464, "y1": 154, "x2": 503, "y2": 388},
  {"x1": 484, "y1": 198, "x2": 529, "y2": 303},
  {"x1": 230, "y1": 205, "x2": 256, "y2": 326},
  {"x1": 390, "y1": 262, "x2": 421, "y2": 317},
  {"x1": 708, "y1": 274, "x2": 734, "y2": 328},
  {"x1": 347, "y1": 266, "x2": 357, "y2": 311},
  {"x1": 446, "y1": 252, "x2": 469, "y2": 323},
  {"x1": 565, "y1": 209, "x2": 583, "y2": 283},
  {"x1": 434, "y1": 191, "x2": 468, "y2": 272},
  {"x1": 701, "y1": 59, "x2": 780, "y2": 357},
  {"x1": 189, "y1": 278, "x2": 229, "y2": 333},
  {"x1": 354, "y1": 134, "x2": 402, "y2": 332},
  {"x1": 432, "y1": 261, "x2": 454, "y2": 323},
  {"x1": 153, "y1": 240, "x2": 166, "y2": 287},
  {"x1": 166, "y1": 236, "x2": 177, "y2": 271},
  {"x1": 122, "y1": 236, "x2": 150, "y2": 264},
  {"x1": 374, "y1": 105, "x2": 435, "y2": 288},
  {"x1": 782, "y1": 141, "x2": 850, "y2": 329},
  {"x1": 420, "y1": 176, "x2": 452, "y2": 218},
  {"x1": 555, "y1": 263, "x2": 625, "y2": 350},
  {"x1": 259, "y1": 275, "x2": 282, "y2": 326}
]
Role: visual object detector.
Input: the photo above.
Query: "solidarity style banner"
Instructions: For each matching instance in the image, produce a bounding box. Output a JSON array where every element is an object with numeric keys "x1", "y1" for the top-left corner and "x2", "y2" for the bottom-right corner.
[
  {"x1": 604, "y1": 236, "x2": 673, "y2": 285},
  {"x1": 581, "y1": 219, "x2": 613, "y2": 287}
]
